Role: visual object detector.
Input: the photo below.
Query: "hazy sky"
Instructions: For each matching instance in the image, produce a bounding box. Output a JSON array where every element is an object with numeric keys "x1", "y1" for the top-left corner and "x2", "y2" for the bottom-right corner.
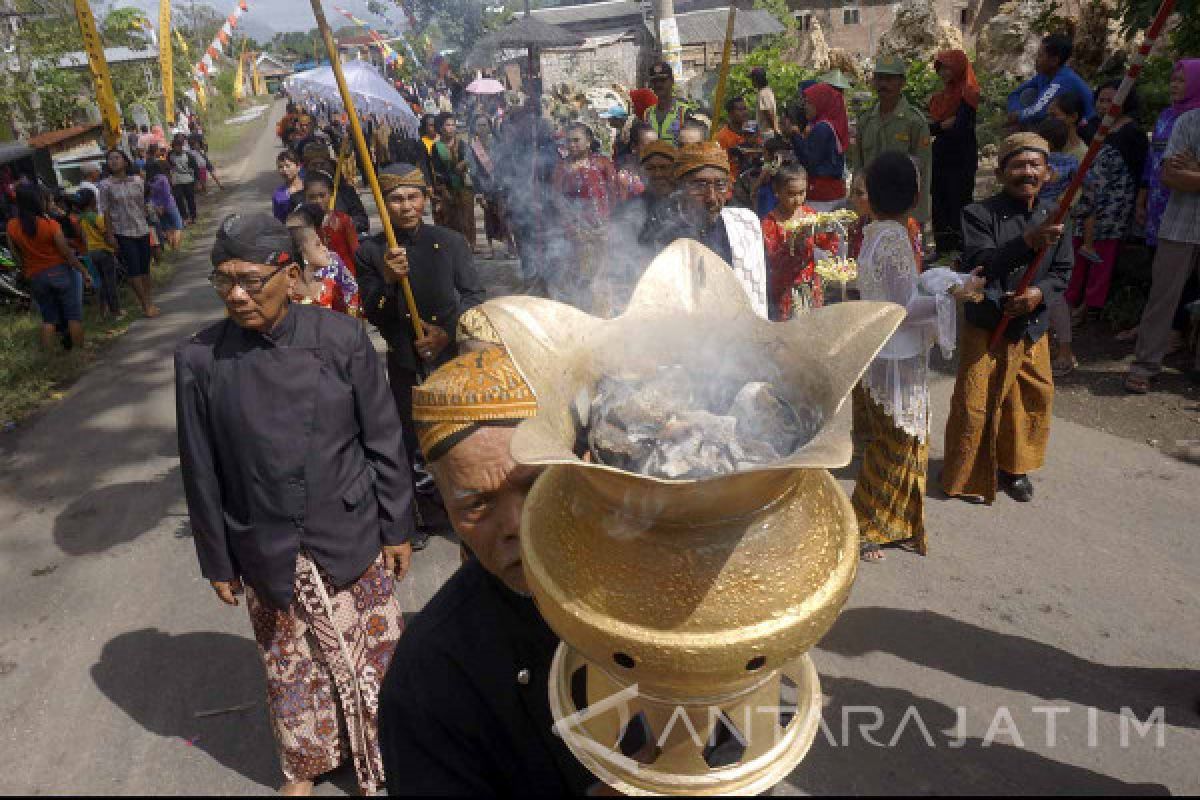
[{"x1": 119, "y1": 0, "x2": 402, "y2": 36}]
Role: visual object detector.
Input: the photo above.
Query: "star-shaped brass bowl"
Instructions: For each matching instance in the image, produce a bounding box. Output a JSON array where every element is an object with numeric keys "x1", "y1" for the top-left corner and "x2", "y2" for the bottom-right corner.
[{"x1": 481, "y1": 240, "x2": 903, "y2": 794}]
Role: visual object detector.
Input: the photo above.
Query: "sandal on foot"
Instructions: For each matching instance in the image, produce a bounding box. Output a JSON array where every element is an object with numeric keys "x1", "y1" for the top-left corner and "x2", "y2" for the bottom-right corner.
[
  {"x1": 860, "y1": 542, "x2": 885, "y2": 563},
  {"x1": 1051, "y1": 356, "x2": 1077, "y2": 377},
  {"x1": 1124, "y1": 374, "x2": 1150, "y2": 394}
]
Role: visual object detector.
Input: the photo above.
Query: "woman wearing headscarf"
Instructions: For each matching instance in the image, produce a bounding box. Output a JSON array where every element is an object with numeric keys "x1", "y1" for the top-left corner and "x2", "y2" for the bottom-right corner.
[
  {"x1": 928, "y1": 49, "x2": 980, "y2": 253},
  {"x1": 792, "y1": 83, "x2": 849, "y2": 211}
]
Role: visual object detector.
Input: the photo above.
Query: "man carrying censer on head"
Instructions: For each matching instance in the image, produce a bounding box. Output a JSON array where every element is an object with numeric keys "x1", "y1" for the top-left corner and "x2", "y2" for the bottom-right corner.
[
  {"x1": 941, "y1": 133, "x2": 1073, "y2": 505},
  {"x1": 377, "y1": 349, "x2": 597, "y2": 795},
  {"x1": 175, "y1": 213, "x2": 414, "y2": 796}
]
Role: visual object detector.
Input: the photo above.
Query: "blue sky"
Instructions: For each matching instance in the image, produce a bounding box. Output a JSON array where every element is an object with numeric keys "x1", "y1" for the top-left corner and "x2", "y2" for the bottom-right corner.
[{"x1": 118, "y1": 0, "x2": 403, "y2": 36}]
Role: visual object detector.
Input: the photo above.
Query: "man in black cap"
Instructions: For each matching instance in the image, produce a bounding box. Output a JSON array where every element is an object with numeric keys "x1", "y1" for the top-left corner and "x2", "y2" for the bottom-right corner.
[
  {"x1": 356, "y1": 163, "x2": 486, "y2": 532},
  {"x1": 641, "y1": 61, "x2": 698, "y2": 146},
  {"x1": 175, "y1": 212, "x2": 414, "y2": 796}
]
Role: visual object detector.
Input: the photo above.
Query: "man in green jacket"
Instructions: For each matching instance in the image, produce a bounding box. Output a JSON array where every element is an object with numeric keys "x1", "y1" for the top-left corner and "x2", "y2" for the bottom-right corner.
[{"x1": 849, "y1": 56, "x2": 933, "y2": 236}]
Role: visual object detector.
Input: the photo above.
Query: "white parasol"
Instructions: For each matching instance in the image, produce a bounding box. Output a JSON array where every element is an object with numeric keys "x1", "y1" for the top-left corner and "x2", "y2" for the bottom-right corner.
[
  {"x1": 283, "y1": 60, "x2": 418, "y2": 134},
  {"x1": 466, "y1": 77, "x2": 505, "y2": 95}
]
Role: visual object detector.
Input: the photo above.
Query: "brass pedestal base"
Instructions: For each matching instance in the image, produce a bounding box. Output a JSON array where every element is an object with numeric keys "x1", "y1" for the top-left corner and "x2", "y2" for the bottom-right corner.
[{"x1": 549, "y1": 645, "x2": 823, "y2": 796}]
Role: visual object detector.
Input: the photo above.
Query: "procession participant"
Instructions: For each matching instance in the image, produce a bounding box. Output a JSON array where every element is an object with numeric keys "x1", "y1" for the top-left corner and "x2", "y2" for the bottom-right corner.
[
  {"x1": 301, "y1": 171, "x2": 360, "y2": 276},
  {"x1": 284, "y1": 202, "x2": 362, "y2": 317},
  {"x1": 293, "y1": 155, "x2": 370, "y2": 235},
  {"x1": 551, "y1": 122, "x2": 617, "y2": 312},
  {"x1": 272, "y1": 150, "x2": 304, "y2": 223},
  {"x1": 642, "y1": 61, "x2": 697, "y2": 145},
  {"x1": 656, "y1": 141, "x2": 769, "y2": 318},
  {"x1": 606, "y1": 141, "x2": 678, "y2": 313},
  {"x1": 98, "y1": 149, "x2": 159, "y2": 318},
  {"x1": 175, "y1": 212, "x2": 413, "y2": 796},
  {"x1": 751, "y1": 67, "x2": 780, "y2": 139},
  {"x1": 430, "y1": 112, "x2": 477, "y2": 250},
  {"x1": 166, "y1": 134, "x2": 199, "y2": 225},
  {"x1": 762, "y1": 163, "x2": 838, "y2": 318},
  {"x1": 378, "y1": 349, "x2": 595, "y2": 796},
  {"x1": 853, "y1": 153, "x2": 983, "y2": 561},
  {"x1": 849, "y1": 56, "x2": 933, "y2": 247},
  {"x1": 941, "y1": 133, "x2": 1073, "y2": 504},
  {"x1": 355, "y1": 163, "x2": 486, "y2": 518}
]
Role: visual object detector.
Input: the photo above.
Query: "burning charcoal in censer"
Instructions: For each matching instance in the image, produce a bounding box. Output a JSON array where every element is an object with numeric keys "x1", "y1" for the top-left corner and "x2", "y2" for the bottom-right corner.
[{"x1": 481, "y1": 241, "x2": 905, "y2": 795}]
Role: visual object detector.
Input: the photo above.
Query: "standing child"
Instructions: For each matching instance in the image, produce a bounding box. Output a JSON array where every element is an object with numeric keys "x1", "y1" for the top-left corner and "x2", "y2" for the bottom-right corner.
[
  {"x1": 852, "y1": 152, "x2": 983, "y2": 562},
  {"x1": 302, "y1": 171, "x2": 360, "y2": 276},
  {"x1": 761, "y1": 164, "x2": 838, "y2": 318},
  {"x1": 76, "y1": 188, "x2": 122, "y2": 318}
]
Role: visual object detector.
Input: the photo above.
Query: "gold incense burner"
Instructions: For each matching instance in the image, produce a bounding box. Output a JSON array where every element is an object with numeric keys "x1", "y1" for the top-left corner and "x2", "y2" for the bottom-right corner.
[{"x1": 482, "y1": 241, "x2": 903, "y2": 795}]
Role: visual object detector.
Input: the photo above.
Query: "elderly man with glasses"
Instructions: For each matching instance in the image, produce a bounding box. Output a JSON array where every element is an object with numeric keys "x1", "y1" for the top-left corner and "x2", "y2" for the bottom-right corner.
[
  {"x1": 174, "y1": 212, "x2": 414, "y2": 797},
  {"x1": 653, "y1": 141, "x2": 769, "y2": 317}
]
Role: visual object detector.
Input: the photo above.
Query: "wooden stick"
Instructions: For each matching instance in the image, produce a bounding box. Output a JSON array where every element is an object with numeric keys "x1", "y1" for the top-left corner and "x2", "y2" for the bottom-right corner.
[
  {"x1": 309, "y1": 0, "x2": 424, "y2": 339},
  {"x1": 330, "y1": 134, "x2": 351, "y2": 211},
  {"x1": 708, "y1": 6, "x2": 737, "y2": 142},
  {"x1": 988, "y1": 0, "x2": 1176, "y2": 349}
]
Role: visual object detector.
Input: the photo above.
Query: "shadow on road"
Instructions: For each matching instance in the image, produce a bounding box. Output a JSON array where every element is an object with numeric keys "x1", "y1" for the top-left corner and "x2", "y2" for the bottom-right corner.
[
  {"x1": 792, "y1": 676, "x2": 1170, "y2": 795},
  {"x1": 53, "y1": 464, "x2": 184, "y2": 555},
  {"x1": 819, "y1": 607, "x2": 1200, "y2": 730},
  {"x1": 91, "y1": 627, "x2": 279, "y2": 790}
]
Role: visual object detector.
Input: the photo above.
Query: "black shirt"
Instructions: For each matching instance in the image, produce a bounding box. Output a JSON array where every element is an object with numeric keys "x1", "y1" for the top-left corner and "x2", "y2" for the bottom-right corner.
[
  {"x1": 174, "y1": 304, "x2": 414, "y2": 609},
  {"x1": 355, "y1": 222, "x2": 486, "y2": 373},
  {"x1": 960, "y1": 192, "x2": 1074, "y2": 342},
  {"x1": 379, "y1": 559, "x2": 595, "y2": 795}
]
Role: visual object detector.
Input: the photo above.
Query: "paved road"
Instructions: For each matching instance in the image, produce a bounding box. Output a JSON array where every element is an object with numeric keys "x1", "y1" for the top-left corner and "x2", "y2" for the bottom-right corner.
[{"x1": 0, "y1": 104, "x2": 1196, "y2": 795}]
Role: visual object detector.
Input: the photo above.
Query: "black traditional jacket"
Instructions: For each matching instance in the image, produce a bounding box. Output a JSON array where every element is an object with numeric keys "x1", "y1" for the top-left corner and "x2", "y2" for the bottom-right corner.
[
  {"x1": 174, "y1": 304, "x2": 413, "y2": 609},
  {"x1": 379, "y1": 558, "x2": 595, "y2": 796},
  {"x1": 355, "y1": 222, "x2": 486, "y2": 373},
  {"x1": 960, "y1": 192, "x2": 1074, "y2": 342}
]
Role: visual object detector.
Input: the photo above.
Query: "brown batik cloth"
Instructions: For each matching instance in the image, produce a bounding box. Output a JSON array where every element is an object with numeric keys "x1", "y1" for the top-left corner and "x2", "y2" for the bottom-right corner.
[
  {"x1": 245, "y1": 552, "x2": 403, "y2": 794},
  {"x1": 852, "y1": 387, "x2": 929, "y2": 554},
  {"x1": 940, "y1": 324, "x2": 1054, "y2": 504}
]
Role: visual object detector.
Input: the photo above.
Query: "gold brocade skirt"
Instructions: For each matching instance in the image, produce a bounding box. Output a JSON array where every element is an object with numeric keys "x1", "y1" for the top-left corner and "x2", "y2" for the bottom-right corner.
[
  {"x1": 851, "y1": 387, "x2": 929, "y2": 554},
  {"x1": 940, "y1": 325, "x2": 1053, "y2": 504}
]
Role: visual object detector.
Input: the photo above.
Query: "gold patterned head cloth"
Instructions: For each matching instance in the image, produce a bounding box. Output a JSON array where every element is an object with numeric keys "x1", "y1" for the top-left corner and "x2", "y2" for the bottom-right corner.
[
  {"x1": 379, "y1": 162, "x2": 428, "y2": 195},
  {"x1": 455, "y1": 306, "x2": 504, "y2": 348},
  {"x1": 997, "y1": 132, "x2": 1051, "y2": 168},
  {"x1": 673, "y1": 141, "x2": 730, "y2": 180},
  {"x1": 639, "y1": 140, "x2": 678, "y2": 165},
  {"x1": 412, "y1": 349, "x2": 538, "y2": 463}
]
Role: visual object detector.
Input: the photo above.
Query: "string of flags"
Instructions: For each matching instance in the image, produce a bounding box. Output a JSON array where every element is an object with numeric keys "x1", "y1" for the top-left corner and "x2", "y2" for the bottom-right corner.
[{"x1": 332, "y1": 5, "x2": 403, "y2": 67}]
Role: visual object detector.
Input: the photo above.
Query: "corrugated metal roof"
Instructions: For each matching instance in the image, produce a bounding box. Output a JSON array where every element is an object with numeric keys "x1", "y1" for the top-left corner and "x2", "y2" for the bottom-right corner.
[
  {"x1": 56, "y1": 47, "x2": 158, "y2": 69},
  {"x1": 665, "y1": 7, "x2": 785, "y2": 44},
  {"x1": 530, "y1": 0, "x2": 644, "y2": 27}
]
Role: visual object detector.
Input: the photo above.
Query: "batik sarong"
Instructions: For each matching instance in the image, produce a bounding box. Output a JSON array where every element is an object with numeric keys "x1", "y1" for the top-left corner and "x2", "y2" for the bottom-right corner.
[
  {"x1": 851, "y1": 387, "x2": 929, "y2": 554},
  {"x1": 246, "y1": 551, "x2": 402, "y2": 794},
  {"x1": 940, "y1": 324, "x2": 1054, "y2": 504}
]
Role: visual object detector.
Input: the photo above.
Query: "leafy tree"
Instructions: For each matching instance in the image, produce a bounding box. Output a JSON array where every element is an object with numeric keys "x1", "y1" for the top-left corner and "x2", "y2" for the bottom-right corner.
[
  {"x1": 102, "y1": 6, "x2": 154, "y2": 50},
  {"x1": 1116, "y1": 0, "x2": 1200, "y2": 55}
]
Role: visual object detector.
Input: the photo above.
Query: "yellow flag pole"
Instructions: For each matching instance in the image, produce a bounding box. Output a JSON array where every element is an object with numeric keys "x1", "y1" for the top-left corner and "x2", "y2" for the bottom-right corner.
[
  {"x1": 72, "y1": 0, "x2": 122, "y2": 149},
  {"x1": 707, "y1": 5, "x2": 737, "y2": 142},
  {"x1": 159, "y1": 0, "x2": 174, "y2": 126},
  {"x1": 309, "y1": 0, "x2": 424, "y2": 339}
]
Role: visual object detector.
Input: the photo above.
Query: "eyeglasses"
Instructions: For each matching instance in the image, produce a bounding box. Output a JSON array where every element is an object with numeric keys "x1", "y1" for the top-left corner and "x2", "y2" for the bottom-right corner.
[
  {"x1": 208, "y1": 264, "x2": 288, "y2": 296},
  {"x1": 684, "y1": 178, "x2": 730, "y2": 195}
]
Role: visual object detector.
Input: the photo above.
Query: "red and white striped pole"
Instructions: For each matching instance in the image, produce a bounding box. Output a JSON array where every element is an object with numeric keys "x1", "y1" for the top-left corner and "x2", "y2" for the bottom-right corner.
[{"x1": 989, "y1": 0, "x2": 1177, "y2": 348}]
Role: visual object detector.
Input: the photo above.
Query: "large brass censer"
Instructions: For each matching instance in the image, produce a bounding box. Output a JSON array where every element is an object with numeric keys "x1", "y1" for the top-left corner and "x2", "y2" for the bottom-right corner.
[{"x1": 482, "y1": 241, "x2": 903, "y2": 795}]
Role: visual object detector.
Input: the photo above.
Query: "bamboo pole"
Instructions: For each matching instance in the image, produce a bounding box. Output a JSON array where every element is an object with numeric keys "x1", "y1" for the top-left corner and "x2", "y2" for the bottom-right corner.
[
  {"x1": 309, "y1": 0, "x2": 424, "y2": 339},
  {"x1": 707, "y1": 5, "x2": 737, "y2": 142},
  {"x1": 988, "y1": 0, "x2": 1176, "y2": 348}
]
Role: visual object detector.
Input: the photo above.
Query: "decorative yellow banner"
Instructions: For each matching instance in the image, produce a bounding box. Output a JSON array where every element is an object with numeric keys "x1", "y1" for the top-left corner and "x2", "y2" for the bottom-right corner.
[
  {"x1": 233, "y1": 41, "x2": 245, "y2": 101},
  {"x1": 159, "y1": 0, "x2": 174, "y2": 124},
  {"x1": 72, "y1": 0, "x2": 121, "y2": 148}
]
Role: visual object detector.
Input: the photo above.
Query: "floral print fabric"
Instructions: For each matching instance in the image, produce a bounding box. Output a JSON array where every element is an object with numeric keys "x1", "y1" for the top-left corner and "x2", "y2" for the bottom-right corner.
[{"x1": 245, "y1": 551, "x2": 402, "y2": 794}]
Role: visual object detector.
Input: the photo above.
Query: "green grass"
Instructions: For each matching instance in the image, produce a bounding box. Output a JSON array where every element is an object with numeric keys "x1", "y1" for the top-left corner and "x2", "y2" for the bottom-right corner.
[{"x1": 0, "y1": 244, "x2": 181, "y2": 427}]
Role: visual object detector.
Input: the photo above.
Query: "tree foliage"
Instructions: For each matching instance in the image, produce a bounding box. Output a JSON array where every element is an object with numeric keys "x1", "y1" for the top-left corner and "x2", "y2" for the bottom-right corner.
[{"x1": 1117, "y1": 0, "x2": 1200, "y2": 55}]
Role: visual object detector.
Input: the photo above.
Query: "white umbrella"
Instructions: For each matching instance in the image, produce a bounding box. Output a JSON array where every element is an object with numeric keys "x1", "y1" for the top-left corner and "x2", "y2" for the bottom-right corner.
[
  {"x1": 466, "y1": 77, "x2": 505, "y2": 95},
  {"x1": 283, "y1": 60, "x2": 419, "y2": 135}
]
